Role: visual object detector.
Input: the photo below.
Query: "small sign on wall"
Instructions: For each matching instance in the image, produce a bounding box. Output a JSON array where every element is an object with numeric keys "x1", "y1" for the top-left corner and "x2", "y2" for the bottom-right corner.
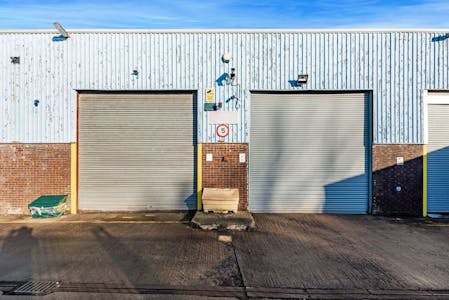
[
  {"x1": 204, "y1": 103, "x2": 215, "y2": 111},
  {"x1": 206, "y1": 153, "x2": 213, "y2": 162},
  {"x1": 208, "y1": 111, "x2": 239, "y2": 124},
  {"x1": 205, "y1": 88, "x2": 215, "y2": 102},
  {"x1": 216, "y1": 124, "x2": 230, "y2": 138}
]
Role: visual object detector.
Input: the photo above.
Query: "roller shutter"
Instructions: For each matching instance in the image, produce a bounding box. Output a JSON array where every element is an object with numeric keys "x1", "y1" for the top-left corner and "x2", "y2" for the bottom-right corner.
[
  {"x1": 249, "y1": 92, "x2": 370, "y2": 213},
  {"x1": 78, "y1": 93, "x2": 196, "y2": 211},
  {"x1": 428, "y1": 96, "x2": 449, "y2": 213}
]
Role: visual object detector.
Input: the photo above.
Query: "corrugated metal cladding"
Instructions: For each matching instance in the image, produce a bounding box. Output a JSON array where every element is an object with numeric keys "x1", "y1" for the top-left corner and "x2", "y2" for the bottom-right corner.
[
  {"x1": 1, "y1": 31, "x2": 448, "y2": 144},
  {"x1": 250, "y1": 93, "x2": 370, "y2": 213}
]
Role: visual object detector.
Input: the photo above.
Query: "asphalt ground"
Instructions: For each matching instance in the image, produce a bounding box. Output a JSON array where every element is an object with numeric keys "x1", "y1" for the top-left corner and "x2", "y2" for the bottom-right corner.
[{"x1": 0, "y1": 214, "x2": 448, "y2": 299}]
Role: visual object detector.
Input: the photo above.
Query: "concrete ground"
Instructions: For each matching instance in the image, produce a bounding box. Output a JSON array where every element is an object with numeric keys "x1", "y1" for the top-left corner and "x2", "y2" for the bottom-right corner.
[
  {"x1": 0, "y1": 214, "x2": 449, "y2": 299},
  {"x1": 0, "y1": 212, "x2": 194, "y2": 224}
]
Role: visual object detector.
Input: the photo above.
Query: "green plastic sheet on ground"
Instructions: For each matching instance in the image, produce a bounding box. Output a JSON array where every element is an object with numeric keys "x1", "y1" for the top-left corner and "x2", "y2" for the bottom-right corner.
[{"x1": 28, "y1": 195, "x2": 68, "y2": 218}]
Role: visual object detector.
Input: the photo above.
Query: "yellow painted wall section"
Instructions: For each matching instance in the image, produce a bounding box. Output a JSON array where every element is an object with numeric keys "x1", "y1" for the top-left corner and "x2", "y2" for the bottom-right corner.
[
  {"x1": 423, "y1": 144, "x2": 427, "y2": 217},
  {"x1": 70, "y1": 143, "x2": 78, "y2": 214},
  {"x1": 197, "y1": 143, "x2": 203, "y2": 210}
]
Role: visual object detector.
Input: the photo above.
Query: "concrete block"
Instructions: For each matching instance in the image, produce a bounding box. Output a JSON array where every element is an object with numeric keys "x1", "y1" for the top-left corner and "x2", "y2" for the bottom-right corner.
[
  {"x1": 202, "y1": 188, "x2": 239, "y2": 213},
  {"x1": 191, "y1": 211, "x2": 255, "y2": 231}
]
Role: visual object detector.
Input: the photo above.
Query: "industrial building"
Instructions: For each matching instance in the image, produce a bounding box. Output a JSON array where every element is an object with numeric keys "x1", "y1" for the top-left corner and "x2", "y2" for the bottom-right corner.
[{"x1": 1, "y1": 29, "x2": 448, "y2": 216}]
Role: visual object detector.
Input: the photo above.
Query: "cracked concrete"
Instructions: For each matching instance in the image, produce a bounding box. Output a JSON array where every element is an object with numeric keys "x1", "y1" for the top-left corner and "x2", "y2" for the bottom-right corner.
[
  {"x1": 0, "y1": 214, "x2": 448, "y2": 299},
  {"x1": 191, "y1": 212, "x2": 255, "y2": 231}
]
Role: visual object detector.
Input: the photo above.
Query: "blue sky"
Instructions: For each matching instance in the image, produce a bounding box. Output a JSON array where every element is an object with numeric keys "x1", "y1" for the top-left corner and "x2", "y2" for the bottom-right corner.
[{"x1": 0, "y1": 0, "x2": 448, "y2": 29}]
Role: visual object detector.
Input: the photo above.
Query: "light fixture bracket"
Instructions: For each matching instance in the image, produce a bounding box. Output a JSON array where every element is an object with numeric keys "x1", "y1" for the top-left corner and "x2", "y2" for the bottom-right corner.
[{"x1": 53, "y1": 22, "x2": 70, "y2": 38}]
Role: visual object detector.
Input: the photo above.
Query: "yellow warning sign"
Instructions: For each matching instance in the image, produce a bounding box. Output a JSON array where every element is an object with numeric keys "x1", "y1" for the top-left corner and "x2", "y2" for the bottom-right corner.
[{"x1": 205, "y1": 88, "x2": 215, "y2": 102}]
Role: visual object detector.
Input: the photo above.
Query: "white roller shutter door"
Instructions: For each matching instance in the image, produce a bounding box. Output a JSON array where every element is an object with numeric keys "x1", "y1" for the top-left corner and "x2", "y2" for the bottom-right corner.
[
  {"x1": 78, "y1": 93, "x2": 196, "y2": 211},
  {"x1": 250, "y1": 93, "x2": 370, "y2": 213}
]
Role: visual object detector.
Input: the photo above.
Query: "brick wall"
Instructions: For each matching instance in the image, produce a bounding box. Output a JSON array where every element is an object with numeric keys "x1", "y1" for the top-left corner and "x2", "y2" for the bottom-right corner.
[
  {"x1": 372, "y1": 144, "x2": 423, "y2": 216},
  {"x1": 1, "y1": 142, "x2": 425, "y2": 215},
  {"x1": 0, "y1": 144, "x2": 71, "y2": 215},
  {"x1": 202, "y1": 143, "x2": 248, "y2": 211}
]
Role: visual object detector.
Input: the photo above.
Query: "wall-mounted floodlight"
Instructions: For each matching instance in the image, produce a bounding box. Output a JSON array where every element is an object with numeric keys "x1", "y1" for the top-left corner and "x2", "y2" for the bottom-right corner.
[
  {"x1": 53, "y1": 22, "x2": 70, "y2": 38},
  {"x1": 10, "y1": 57, "x2": 20, "y2": 64},
  {"x1": 222, "y1": 53, "x2": 232, "y2": 63},
  {"x1": 297, "y1": 74, "x2": 308, "y2": 85}
]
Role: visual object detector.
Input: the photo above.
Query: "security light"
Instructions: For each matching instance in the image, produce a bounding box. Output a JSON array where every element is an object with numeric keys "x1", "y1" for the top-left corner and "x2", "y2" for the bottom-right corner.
[
  {"x1": 230, "y1": 68, "x2": 236, "y2": 80},
  {"x1": 10, "y1": 57, "x2": 20, "y2": 64},
  {"x1": 53, "y1": 22, "x2": 69, "y2": 38},
  {"x1": 222, "y1": 53, "x2": 232, "y2": 63},
  {"x1": 297, "y1": 74, "x2": 308, "y2": 85},
  {"x1": 226, "y1": 68, "x2": 236, "y2": 85}
]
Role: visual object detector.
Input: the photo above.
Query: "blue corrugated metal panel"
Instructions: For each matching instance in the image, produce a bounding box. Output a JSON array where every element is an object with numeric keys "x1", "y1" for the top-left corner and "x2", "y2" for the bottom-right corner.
[{"x1": 0, "y1": 31, "x2": 448, "y2": 143}]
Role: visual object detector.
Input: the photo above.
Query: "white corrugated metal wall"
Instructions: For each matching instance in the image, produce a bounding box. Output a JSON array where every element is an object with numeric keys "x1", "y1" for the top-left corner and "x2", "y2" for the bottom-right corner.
[{"x1": 0, "y1": 31, "x2": 449, "y2": 144}]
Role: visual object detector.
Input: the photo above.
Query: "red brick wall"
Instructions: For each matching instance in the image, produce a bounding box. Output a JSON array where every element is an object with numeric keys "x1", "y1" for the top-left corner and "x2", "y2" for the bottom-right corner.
[
  {"x1": 202, "y1": 143, "x2": 248, "y2": 211},
  {"x1": 0, "y1": 144, "x2": 71, "y2": 215},
  {"x1": 372, "y1": 144, "x2": 423, "y2": 216}
]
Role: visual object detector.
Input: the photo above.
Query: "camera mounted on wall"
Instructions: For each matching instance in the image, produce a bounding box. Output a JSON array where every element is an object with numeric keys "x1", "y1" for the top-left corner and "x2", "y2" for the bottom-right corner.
[{"x1": 225, "y1": 68, "x2": 236, "y2": 85}]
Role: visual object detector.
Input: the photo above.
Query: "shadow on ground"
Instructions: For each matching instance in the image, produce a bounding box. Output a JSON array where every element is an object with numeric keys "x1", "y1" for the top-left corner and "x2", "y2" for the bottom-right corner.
[{"x1": 0, "y1": 214, "x2": 448, "y2": 297}]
